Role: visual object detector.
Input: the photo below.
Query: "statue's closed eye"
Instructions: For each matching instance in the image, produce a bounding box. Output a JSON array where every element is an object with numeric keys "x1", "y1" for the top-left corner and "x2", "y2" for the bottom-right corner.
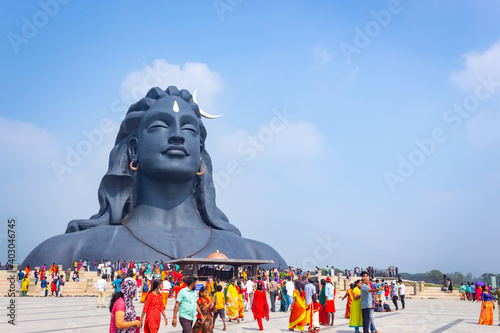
[
  {"x1": 181, "y1": 124, "x2": 197, "y2": 133},
  {"x1": 148, "y1": 120, "x2": 168, "y2": 130}
]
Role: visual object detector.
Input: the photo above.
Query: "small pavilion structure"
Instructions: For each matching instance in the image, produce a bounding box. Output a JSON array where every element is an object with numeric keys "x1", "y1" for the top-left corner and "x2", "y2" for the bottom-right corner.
[{"x1": 166, "y1": 251, "x2": 274, "y2": 281}]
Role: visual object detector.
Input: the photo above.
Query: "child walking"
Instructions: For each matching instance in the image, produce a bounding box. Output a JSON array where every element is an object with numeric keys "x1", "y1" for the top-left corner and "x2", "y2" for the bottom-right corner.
[
  {"x1": 213, "y1": 285, "x2": 227, "y2": 330},
  {"x1": 308, "y1": 294, "x2": 321, "y2": 333}
]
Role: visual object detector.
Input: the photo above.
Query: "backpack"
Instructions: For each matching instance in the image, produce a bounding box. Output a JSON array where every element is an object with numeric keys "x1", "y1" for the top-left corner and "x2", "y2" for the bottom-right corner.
[
  {"x1": 143, "y1": 282, "x2": 149, "y2": 293},
  {"x1": 383, "y1": 304, "x2": 391, "y2": 312}
]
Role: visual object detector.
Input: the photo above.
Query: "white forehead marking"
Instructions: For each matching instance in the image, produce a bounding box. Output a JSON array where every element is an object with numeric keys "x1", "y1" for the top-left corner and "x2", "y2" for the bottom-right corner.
[{"x1": 173, "y1": 100, "x2": 179, "y2": 112}]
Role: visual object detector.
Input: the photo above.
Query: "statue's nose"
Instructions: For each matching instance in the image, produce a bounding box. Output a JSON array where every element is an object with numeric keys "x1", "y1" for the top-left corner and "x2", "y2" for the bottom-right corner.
[{"x1": 168, "y1": 133, "x2": 185, "y2": 144}]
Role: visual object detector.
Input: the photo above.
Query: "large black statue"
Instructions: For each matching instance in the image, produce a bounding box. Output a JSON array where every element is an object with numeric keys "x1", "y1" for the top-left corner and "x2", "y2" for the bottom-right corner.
[{"x1": 22, "y1": 86, "x2": 286, "y2": 268}]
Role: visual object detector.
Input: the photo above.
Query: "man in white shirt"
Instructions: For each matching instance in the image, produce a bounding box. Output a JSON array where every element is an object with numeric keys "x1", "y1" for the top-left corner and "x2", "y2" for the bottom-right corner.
[
  {"x1": 106, "y1": 266, "x2": 112, "y2": 281},
  {"x1": 97, "y1": 262, "x2": 104, "y2": 276},
  {"x1": 246, "y1": 278, "x2": 254, "y2": 309},
  {"x1": 398, "y1": 280, "x2": 406, "y2": 310},
  {"x1": 162, "y1": 279, "x2": 171, "y2": 306},
  {"x1": 285, "y1": 277, "x2": 295, "y2": 311},
  {"x1": 95, "y1": 274, "x2": 107, "y2": 308}
]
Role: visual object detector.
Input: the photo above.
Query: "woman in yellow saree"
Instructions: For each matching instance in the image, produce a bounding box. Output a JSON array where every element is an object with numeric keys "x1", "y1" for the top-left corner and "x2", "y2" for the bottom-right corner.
[
  {"x1": 289, "y1": 281, "x2": 306, "y2": 332},
  {"x1": 226, "y1": 280, "x2": 240, "y2": 323},
  {"x1": 205, "y1": 277, "x2": 215, "y2": 301},
  {"x1": 237, "y1": 281, "x2": 245, "y2": 320},
  {"x1": 349, "y1": 280, "x2": 363, "y2": 333}
]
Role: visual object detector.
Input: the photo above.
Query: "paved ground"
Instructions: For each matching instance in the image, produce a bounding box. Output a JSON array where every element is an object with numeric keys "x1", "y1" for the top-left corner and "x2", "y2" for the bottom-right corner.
[{"x1": 0, "y1": 296, "x2": 498, "y2": 332}]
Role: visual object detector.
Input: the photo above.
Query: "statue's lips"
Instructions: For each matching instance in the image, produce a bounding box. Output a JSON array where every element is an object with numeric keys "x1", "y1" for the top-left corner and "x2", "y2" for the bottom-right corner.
[{"x1": 162, "y1": 146, "x2": 190, "y2": 156}]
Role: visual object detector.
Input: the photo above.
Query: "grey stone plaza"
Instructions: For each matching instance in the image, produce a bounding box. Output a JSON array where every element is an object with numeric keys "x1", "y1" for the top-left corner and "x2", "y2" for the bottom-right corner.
[{"x1": 1, "y1": 296, "x2": 497, "y2": 333}]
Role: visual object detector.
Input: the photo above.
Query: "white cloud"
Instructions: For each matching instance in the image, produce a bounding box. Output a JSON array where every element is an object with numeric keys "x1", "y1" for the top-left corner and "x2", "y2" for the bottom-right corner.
[
  {"x1": 451, "y1": 38, "x2": 500, "y2": 93},
  {"x1": 211, "y1": 119, "x2": 325, "y2": 164},
  {"x1": 121, "y1": 60, "x2": 223, "y2": 111},
  {"x1": 208, "y1": 119, "x2": 328, "y2": 267},
  {"x1": 0, "y1": 117, "x2": 112, "y2": 262},
  {"x1": 0, "y1": 116, "x2": 60, "y2": 162},
  {"x1": 450, "y1": 40, "x2": 500, "y2": 147},
  {"x1": 312, "y1": 45, "x2": 335, "y2": 66}
]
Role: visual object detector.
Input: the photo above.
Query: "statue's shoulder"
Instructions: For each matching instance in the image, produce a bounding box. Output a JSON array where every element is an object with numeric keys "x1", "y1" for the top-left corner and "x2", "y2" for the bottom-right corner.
[{"x1": 22, "y1": 226, "x2": 129, "y2": 267}]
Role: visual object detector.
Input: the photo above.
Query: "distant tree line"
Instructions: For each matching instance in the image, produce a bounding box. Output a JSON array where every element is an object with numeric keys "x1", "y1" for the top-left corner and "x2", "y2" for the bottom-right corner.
[{"x1": 399, "y1": 270, "x2": 500, "y2": 285}]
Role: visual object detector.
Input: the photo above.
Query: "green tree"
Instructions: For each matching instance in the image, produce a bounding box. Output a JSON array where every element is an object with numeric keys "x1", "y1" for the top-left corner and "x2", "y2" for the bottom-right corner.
[
  {"x1": 425, "y1": 270, "x2": 444, "y2": 284},
  {"x1": 482, "y1": 273, "x2": 495, "y2": 283},
  {"x1": 448, "y1": 271, "x2": 465, "y2": 285}
]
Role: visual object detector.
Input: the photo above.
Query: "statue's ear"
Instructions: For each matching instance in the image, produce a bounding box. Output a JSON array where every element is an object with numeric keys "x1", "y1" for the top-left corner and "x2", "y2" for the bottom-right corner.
[{"x1": 128, "y1": 137, "x2": 138, "y2": 161}]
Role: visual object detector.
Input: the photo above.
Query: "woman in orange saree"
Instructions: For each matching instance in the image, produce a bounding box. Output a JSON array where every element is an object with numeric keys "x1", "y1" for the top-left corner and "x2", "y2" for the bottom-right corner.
[
  {"x1": 479, "y1": 289, "x2": 495, "y2": 325},
  {"x1": 141, "y1": 279, "x2": 150, "y2": 303},
  {"x1": 49, "y1": 263, "x2": 56, "y2": 277},
  {"x1": 341, "y1": 283, "x2": 354, "y2": 318},
  {"x1": 25, "y1": 265, "x2": 31, "y2": 278},
  {"x1": 289, "y1": 281, "x2": 306, "y2": 332}
]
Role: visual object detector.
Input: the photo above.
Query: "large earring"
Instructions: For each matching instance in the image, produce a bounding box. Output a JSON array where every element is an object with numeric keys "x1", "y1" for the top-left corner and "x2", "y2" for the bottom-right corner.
[
  {"x1": 130, "y1": 160, "x2": 139, "y2": 171},
  {"x1": 197, "y1": 165, "x2": 204, "y2": 176}
]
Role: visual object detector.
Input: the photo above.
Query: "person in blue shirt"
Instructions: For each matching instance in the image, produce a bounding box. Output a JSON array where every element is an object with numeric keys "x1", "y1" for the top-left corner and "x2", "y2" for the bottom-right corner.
[
  {"x1": 16, "y1": 270, "x2": 25, "y2": 294},
  {"x1": 374, "y1": 279, "x2": 384, "y2": 304},
  {"x1": 360, "y1": 271, "x2": 383, "y2": 333},
  {"x1": 112, "y1": 275, "x2": 123, "y2": 293},
  {"x1": 471, "y1": 284, "x2": 476, "y2": 302},
  {"x1": 40, "y1": 276, "x2": 48, "y2": 297},
  {"x1": 459, "y1": 283, "x2": 466, "y2": 301},
  {"x1": 390, "y1": 281, "x2": 399, "y2": 310}
]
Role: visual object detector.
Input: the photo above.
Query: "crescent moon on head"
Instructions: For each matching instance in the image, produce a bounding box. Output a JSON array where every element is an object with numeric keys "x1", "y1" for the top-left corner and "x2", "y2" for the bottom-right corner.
[{"x1": 193, "y1": 89, "x2": 222, "y2": 119}]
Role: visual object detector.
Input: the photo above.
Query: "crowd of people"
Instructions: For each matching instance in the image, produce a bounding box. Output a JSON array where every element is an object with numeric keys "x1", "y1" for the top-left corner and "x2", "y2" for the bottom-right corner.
[
  {"x1": 454, "y1": 281, "x2": 500, "y2": 326},
  {"x1": 100, "y1": 263, "x2": 401, "y2": 333},
  {"x1": 13, "y1": 261, "x2": 399, "y2": 333},
  {"x1": 15, "y1": 264, "x2": 68, "y2": 297},
  {"x1": 14, "y1": 260, "x2": 500, "y2": 331}
]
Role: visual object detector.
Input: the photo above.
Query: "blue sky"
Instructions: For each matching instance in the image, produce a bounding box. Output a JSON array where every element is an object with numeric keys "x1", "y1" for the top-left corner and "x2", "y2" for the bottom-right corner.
[{"x1": 1, "y1": 0, "x2": 500, "y2": 275}]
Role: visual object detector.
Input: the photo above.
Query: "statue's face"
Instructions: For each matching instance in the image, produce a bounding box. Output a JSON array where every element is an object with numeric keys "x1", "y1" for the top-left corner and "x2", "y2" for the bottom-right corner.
[{"x1": 136, "y1": 96, "x2": 202, "y2": 181}]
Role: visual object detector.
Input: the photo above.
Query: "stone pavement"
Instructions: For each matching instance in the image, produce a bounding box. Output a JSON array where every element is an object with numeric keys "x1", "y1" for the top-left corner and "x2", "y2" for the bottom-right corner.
[{"x1": 0, "y1": 296, "x2": 498, "y2": 332}]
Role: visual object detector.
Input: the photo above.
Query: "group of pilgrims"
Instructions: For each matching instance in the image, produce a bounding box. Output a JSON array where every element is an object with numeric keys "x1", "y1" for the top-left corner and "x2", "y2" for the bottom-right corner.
[
  {"x1": 102, "y1": 263, "x2": 344, "y2": 333},
  {"x1": 136, "y1": 272, "x2": 337, "y2": 333}
]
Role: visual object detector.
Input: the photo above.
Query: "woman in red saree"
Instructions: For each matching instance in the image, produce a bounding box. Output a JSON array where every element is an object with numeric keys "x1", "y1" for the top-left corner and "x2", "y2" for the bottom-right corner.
[
  {"x1": 40, "y1": 265, "x2": 46, "y2": 280},
  {"x1": 341, "y1": 283, "x2": 354, "y2": 318},
  {"x1": 318, "y1": 279, "x2": 328, "y2": 325},
  {"x1": 476, "y1": 286, "x2": 482, "y2": 302},
  {"x1": 140, "y1": 279, "x2": 168, "y2": 333},
  {"x1": 252, "y1": 282, "x2": 269, "y2": 330},
  {"x1": 289, "y1": 281, "x2": 307, "y2": 332}
]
